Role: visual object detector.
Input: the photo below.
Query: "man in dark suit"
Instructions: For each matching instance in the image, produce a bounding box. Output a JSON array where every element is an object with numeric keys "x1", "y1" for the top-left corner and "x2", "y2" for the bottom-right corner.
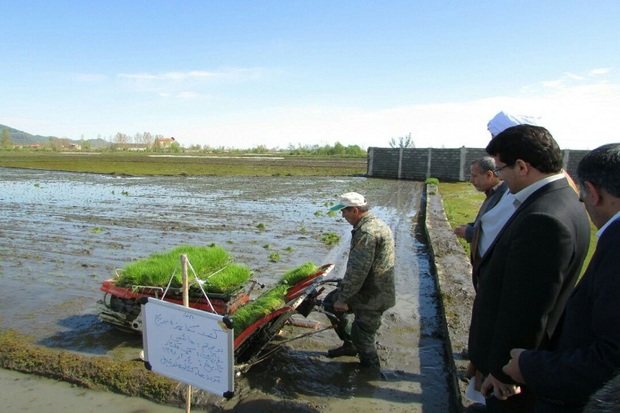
[
  {"x1": 454, "y1": 156, "x2": 507, "y2": 246},
  {"x1": 455, "y1": 157, "x2": 508, "y2": 297},
  {"x1": 468, "y1": 125, "x2": 591, "y2": 412},
  {"x1": 502, "y1": 143, "x2": 620, "y2": 412}
]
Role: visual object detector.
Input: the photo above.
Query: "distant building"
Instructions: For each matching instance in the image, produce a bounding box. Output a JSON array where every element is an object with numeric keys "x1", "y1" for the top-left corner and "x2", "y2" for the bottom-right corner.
[
  {"x1": 124, "y1": 143, "x2": 148, "y2": 151},
  {"x1": 155, "y1": 137, "x2": 176, "y2": 149}
]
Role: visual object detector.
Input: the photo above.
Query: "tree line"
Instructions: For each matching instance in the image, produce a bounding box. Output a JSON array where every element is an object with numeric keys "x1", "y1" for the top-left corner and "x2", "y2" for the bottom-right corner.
[{"x1": 2, "y1": 127, "x2": 414, "y2": 157}]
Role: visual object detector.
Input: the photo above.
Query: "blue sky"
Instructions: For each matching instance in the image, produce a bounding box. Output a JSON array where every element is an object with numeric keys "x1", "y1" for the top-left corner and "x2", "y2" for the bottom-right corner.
[{"x1": 2, "y1": 1, "x2": 619, "y2": 150}]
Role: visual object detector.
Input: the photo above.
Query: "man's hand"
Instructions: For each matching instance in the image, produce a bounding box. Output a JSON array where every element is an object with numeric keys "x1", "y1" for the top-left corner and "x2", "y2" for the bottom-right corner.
[
  {"x1": 333, "y1": 300, "x2": 349, "y2": 312},
  {"x1": 453, "y1": 225, "x2": 468, "y2": 239},
  {"x1": 502, "y1": 348, "x2": 527, "y2": 384},
  {"x1": 481, "y1": 373, "x2": 521, "y2": 400},
  {"x1": 465, "y1": 361, "x2": 477, "y2": 379}
]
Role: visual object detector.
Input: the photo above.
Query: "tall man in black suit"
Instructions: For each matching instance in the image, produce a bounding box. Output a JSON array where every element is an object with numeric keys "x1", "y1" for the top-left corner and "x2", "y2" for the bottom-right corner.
[
  {"x1": 468, "y1": 125, "x2": 591, "y2": 412},
  {"x1": 502, "y1": 143, "x2": 620, "y2": 412}
]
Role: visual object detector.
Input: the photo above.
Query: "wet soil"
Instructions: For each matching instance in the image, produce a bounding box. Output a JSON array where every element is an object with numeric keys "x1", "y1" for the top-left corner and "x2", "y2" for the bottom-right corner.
[{"x1": 0, "y1": 167, "x2": 471, "y2": 412}]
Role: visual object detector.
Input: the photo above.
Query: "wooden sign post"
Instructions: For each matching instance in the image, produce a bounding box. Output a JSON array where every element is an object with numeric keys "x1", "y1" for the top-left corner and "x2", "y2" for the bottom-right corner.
[{"x1": 182, "y1": 254, "x2": 192, "y2": 413}]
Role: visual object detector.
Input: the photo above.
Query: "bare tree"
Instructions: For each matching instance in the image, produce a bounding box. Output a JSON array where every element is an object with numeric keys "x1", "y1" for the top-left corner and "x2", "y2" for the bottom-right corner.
[
  {"x1": 134, "y1": 132, "x2": 143, "y2": 145},
  {"x1": 142, "y1": 132, "x2": 154, "y2": 150},
  {"x1": 389, "y1": 133, "x2": 415, "y2": 148},
  {"x1": 113, "y1": 132, "x2": 130, "y2": 149}
]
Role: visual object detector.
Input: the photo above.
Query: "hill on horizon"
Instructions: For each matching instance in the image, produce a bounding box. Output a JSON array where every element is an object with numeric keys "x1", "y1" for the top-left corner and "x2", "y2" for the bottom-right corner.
[{"x1": 1, "y1": 124, "x2": 109, "y2": 148}]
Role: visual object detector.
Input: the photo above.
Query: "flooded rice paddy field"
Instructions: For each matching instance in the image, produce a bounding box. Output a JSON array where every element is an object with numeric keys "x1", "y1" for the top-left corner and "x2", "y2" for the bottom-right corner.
[{"x1": 0, "y1": 167, "x2": 454, "y2": 412}]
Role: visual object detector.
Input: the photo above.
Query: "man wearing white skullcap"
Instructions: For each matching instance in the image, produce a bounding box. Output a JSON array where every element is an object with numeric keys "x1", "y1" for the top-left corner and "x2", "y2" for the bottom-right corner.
[{"x1": 487, "y1": 111, "x2": 541, "y2": 137}]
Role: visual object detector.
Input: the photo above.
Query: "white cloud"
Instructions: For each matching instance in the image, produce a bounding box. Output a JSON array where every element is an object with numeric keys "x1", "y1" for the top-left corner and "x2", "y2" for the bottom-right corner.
[
  {"x1": 113, "y1": 67, "x2": 267, "y2": 98},
  {"x1": 172, "y1": 71, "x2": 620, "y2": 151},
  {"x1": 563, "y1": 72, "x2": 585, "y2": 81},
  {"x1": 529, "y1": 69, "x2": 616, "y2": 93},
  {"x1": 118, "y1": 71, "x2": 218, "y2": 81},
  {"x1": 176, "y1": 91, "x2": 198, "y2": 99},
  {"x1": 591, "y1": 68, "x2": 611, "y2": 76},
  {"x1": 117, "y1": 68, "x2": 264, "y2": 83}
]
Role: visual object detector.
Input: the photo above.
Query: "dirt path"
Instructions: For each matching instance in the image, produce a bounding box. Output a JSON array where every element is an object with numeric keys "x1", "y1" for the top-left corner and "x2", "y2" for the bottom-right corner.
[{"x1": 0, "y1": 168, "x2": 472, "y2": 412}]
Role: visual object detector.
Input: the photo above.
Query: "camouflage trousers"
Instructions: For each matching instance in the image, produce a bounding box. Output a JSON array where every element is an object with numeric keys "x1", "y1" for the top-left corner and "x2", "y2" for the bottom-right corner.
[{"x1": 323, "y1": 290, "x2": 384, "y2": 362}]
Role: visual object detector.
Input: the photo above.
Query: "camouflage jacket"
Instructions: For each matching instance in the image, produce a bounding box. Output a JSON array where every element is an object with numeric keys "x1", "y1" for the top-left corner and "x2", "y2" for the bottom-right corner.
[{"x1": 338, "y1": 212, "x2": 396, "y2": 311}]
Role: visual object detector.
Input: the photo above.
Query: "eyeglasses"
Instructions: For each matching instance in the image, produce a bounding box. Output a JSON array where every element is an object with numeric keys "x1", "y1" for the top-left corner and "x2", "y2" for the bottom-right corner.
[{"x1": 493, "y1": 164, "x2": 512, "y2": 174}]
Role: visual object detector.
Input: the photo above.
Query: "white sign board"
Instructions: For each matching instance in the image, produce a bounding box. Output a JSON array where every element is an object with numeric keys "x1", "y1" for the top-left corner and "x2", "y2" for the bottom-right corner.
[{"x1": 142, "y1": 298, "x2": 234, "y2": 397}]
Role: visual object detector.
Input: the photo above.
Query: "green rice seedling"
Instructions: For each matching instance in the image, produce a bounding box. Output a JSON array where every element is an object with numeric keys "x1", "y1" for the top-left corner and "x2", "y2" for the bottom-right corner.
[
  {"x1": 278, "y1": 262, "x2": 318, "y2": 285},
  {"x1": 116, "y1": 245, "x2": 234, "y2": 288},
  {"x1": 201, "y1": 264, "x2": 252, "y2": 294},
  {"x1": 232, "y1": 285, "x2": 288, "y2": 336},
  {"x1": 268, "y1": 252, "x2": 280, "y2": 262},
  {"x1": 116, "y1": 253, "x2": 176, "y2": 287},
  {"x1": 320, "y1": 232, "x2": 340, "y2": 246}
]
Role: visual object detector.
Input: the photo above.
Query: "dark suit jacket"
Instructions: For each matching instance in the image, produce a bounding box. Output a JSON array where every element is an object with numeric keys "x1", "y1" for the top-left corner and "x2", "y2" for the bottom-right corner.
[
  {"x1": 468, "y1": 178, "x2": 591, "y2": 384},
  {"x1": 518, "y1": 218, "x2": 620, "y2": 412}
]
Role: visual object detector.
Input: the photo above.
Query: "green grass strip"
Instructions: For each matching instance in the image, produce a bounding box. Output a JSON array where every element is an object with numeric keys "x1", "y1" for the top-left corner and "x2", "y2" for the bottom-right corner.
[{"x1": 0, "y1": 330, "x2": 178, "y2": 403}]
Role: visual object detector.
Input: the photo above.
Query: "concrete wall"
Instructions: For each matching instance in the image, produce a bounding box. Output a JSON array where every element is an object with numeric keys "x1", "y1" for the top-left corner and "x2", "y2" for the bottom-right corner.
[{"x1": 367, "y1": 147, "x2": 591, "y2": 182}]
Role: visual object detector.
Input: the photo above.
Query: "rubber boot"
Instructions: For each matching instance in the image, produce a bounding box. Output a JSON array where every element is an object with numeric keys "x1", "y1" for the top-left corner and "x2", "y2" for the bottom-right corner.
[
  {"x1": 327, "y1": 341, "x2": 358, "y2": 358},
  {"x1": 359, "y1": 352, "x2": 381, "y2": 369}
]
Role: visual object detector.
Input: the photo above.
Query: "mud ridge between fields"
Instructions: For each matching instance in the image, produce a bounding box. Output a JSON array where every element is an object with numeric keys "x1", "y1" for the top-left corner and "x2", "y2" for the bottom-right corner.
[{"x1": 424, "y1": 186, "x2": 476, "y2": 411}]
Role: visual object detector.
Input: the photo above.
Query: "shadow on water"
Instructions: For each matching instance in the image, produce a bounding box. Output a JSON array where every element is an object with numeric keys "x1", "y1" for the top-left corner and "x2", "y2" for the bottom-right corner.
[
  {"x1": 243, "y1": 348, "x2": 427, "y2": 405},
  {"x1": 224, "y1": 399, "x2": 322, "y2": 413},
  {"x1": 38, "y1": 314, "x2": 142, "y2": 356}
]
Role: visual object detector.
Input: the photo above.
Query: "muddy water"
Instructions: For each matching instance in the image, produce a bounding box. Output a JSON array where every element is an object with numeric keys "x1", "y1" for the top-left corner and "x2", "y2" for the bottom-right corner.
[{"x1": 0, "y1": 167, "x2": 453, "y2": 412}]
